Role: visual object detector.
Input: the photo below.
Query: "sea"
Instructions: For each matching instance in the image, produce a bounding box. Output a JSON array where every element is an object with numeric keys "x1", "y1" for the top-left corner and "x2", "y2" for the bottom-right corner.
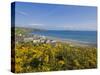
[{"x1": 31, "y1": 30, "x2": 97, "y2": 44}]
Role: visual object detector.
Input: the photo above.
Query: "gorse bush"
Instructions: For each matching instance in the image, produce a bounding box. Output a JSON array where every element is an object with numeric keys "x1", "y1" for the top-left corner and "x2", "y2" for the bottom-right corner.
[{"x1": 14, "y1": 42, "x2": 97, "y2": 73}]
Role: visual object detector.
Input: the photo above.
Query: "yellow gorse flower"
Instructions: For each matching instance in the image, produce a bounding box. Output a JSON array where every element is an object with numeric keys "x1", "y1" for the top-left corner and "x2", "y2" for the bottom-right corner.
[{"x1": 58, "y1": 60, "x2": 65, "y2": 65}]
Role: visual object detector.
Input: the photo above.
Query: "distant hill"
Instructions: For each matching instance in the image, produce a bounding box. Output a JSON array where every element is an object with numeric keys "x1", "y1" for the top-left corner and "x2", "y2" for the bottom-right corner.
[{"x1": 15, "y1": 27, "x2": 45, "y2": 35}]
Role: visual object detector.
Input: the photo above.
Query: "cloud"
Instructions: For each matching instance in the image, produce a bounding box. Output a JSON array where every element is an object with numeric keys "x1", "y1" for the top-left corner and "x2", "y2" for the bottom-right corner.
[
  {"x1": 16, "y1": 11, "x2": 28, "y2": 16},
  {"x1": 54, "y1": 24, "x2": 97, "y2": 31},
  {"x1": 29, "y1": 23, "x2": 44, "y2": 26},
  {"x1": 27, "y1": 23, "x2": 47, "y2": 29}
]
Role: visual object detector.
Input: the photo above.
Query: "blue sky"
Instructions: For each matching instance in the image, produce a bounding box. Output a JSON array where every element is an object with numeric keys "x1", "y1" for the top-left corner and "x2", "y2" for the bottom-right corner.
[{"x1": 15, "y1": 2, "x2": 97, "y2": 31}]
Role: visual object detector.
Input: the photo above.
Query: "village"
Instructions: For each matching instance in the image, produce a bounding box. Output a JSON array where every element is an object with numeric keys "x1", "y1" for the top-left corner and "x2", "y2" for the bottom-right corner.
[{"x1": 15, "y1": 33, "x2": 57, "y2": 44}]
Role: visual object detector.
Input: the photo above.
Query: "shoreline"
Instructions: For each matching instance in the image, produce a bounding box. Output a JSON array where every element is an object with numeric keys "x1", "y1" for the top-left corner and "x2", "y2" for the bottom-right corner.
[
  {"x1": 22, "y1": 32, "x2": 97, "y2": 47},
  {"x1": 44, "y1": 36, "x2": 97, "y2": 47}
]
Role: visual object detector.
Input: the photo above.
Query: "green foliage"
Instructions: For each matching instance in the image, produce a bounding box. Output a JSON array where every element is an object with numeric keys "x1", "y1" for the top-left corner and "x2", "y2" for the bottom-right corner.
[
  {"x1": 14, "y1": 42, "x2": 97, "y2": 73},
  {"x1": 15, "y1": 27, "x2": 28, "y2": 35},
  {"x1": 15, "y1": 27, "x2": 45, "y2": 36}
]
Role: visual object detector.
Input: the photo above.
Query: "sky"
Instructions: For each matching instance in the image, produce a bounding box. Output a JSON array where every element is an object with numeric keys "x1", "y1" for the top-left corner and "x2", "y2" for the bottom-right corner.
[{"x1": 14, "y1": 2, "x2": 97, "y2": 31}]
